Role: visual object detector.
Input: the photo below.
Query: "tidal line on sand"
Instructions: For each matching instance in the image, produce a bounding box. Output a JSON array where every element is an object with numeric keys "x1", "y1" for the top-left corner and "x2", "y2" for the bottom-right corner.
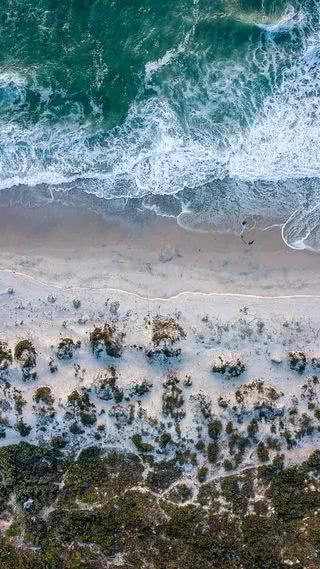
[{"x1": 0, "y1": 266, "x2": 319, "y2": 303}]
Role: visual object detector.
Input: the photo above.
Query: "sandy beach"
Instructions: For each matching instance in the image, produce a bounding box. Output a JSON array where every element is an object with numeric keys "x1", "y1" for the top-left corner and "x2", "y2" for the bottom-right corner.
[
  {"x1": 0, "y1": 202, "x2": 318, "y2": 298},
  {"x1": 0, "y1": 201, "x2": 319, "y2": 458},
  {"x1": 1, "y1": 202, "x2": 320, "y2": 567}
]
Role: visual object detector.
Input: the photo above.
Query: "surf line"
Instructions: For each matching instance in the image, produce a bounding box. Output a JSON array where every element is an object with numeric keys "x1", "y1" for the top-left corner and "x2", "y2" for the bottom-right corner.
[{"x1": 0, "y1": 266, "x2": 320, "y2": 303}]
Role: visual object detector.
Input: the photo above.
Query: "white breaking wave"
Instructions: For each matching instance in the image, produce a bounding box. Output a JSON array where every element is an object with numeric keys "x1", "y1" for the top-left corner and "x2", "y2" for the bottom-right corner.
[
  {"x1": 257, "y1": 5, "x2": 305, "y2": 34},
  {"x1": 0, "y1": 3, "x2": 320, "y2": 251}
]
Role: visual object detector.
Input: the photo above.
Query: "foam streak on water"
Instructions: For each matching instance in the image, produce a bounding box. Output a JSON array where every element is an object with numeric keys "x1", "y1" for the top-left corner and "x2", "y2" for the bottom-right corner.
[{"x1": 1, "y1": 0, "x2": 320, "y2": 250}]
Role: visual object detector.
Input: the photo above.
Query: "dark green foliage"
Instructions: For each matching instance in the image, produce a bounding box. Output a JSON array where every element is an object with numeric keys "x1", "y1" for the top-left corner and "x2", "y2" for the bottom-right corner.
[
  {"x1": 197, "y1": 466, "x2": 208, "y2": 483},
  {"x1": 314, "y1": 408, "x2": 320, "y2": 420},
  {"x1": 33, "y1": 386, "x2": 54, "y2": 406},
  {"x1": 258, "y1": 454, "x2": 284, "y2": 483},
  {"x1": 257, "y1": 442, "x2": 269, "y2": 463},
  {"x1": 69, "y1": 422, "x2": 84, "y2": 435},
  {"x1": 146, "y1": 459, "x2": 182, "y2": 493},
  {"x1": 270, "y1": 465, "x2": 320, "y2": 519},
  {"x1": 220, "y1": 473, "x2": 253, "y2": 515},
  {"x1": 195, "y1": 439, "x2": 205, "y2": 451},
  {"x1": 247, "y1": 419, "x2": 259, "y2": 437},
  {"x1": 212, "y1": 356, "x2": 246, "y2": 378},
  {"x1": 48, "y1": 508, "x2": 114, "y2": 552},
  {"x1": 0, "y1": 443, "x2": 64, "y2": 511},
  {"x1": 223, "y1": 458, "x2": 234, "y2": 471},
  {"x1": 207, "y1": 442, "x2": 219, "y2": 464},
  {"x1": 208, "y1": 419, "x2": 223, "y2": 439},
  {"x1": 60, "y1": 449, "x2": 144, "y2": 506},
  {"x1": 15, "y1": 419, "x2": 32, "y2": 437},
  {"x1": 79, "y1": 410, "x2": 96, "y2": 426},
  {"x1": 56, "y1": 337, "x2": 76, "y2": 360},
  {"x1": 228, "y1": 432, "x2": 251, "y2": 455},
  {"x1": 159, "y1": 432, "x2": 172, "y2": 448},
  {"x1": 14, "y1": 340, "x2": 36, "y2": 368},
  {"x1": 241, "y1": 514, "x2": 283, "y2": 568},
  {"x1": 129, "y1": 379, "x2": 152, "y2": 397},
  {"x1": 132, "y1": 433, "x2": 154, "y2": 453},
  {"x1": 167, "y1": 483, "x2": 193, "y2": 503},
  {"x1": 226, "y1": 420, "x2": 234, "y2": 434},
  {"x1": 162, "y1": 376, "x2": 185, "y2": 421},
  {"x1": 66, "y1": 389, "x2": 96, "y2": 427},
  {"x1": 0, "y1": 443, "x2": 320, "y2": 568},
  {"x1": 112, "y1": 386, "x2": 124, "y2": 403}
]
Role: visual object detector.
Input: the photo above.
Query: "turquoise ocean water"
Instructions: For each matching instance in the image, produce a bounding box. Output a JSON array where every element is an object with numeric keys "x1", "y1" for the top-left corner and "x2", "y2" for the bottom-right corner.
[{"x1": 1, "y1": 0, "x2": 320, "y2": 249}]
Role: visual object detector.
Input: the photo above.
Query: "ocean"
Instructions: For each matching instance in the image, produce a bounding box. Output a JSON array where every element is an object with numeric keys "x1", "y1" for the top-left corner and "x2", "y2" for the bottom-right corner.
[{"x1": 0, "y1": 0, "x2": 319, "y2": 249}]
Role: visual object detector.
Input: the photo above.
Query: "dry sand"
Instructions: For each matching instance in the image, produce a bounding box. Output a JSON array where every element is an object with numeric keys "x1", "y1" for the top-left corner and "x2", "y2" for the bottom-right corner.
[
  {"x1": 0, "y1": 202, "x2": 319, "y2": 474},
  {"x1": 0, "y1": 203, "x2": 318, "y2": 297}
]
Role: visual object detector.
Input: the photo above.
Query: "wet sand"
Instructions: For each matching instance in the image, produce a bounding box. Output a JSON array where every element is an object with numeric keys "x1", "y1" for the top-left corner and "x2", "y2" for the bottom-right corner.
[{"x1": 0, "y1": 202, "x2": 318, "y2": 297}]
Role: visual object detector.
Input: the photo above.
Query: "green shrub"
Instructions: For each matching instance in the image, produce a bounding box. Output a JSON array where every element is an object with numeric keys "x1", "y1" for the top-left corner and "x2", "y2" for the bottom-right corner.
[
  {"x1": 207, "y1": 442, "x2": 219, "y2": 464},
  {"x1": 195, "y1": 440, "x2": 205, "y2": 451},
  {"x1": 15, "y1": 419, "x2": 32, "y2": 437},
  {"x1": 132, "y1": 434, "x2": 154, "y2": 453},
  {"x1": 159, "y1": 432, "x2": 172, "y2": 448},
  {"x1": 223, "y1": 459, "x2": 234, "y2": 471},
  {"x1": 197, "y1": 466, "x2": 208, "y2": 483},
  {"x1": 90, "y1": 325, "x2": 122, "y2": 358},
  {"x1": 14, "y1": 340, "x2": 36, "y2": 368},
  {"x1": 33, "y1": 387, "x2": 54, "y2": 406},
  {"x1": 208, "y1": 419, "x2": 223, "y2": 440},
  {"x1": 247, "y1": 419, "x2": 259, "y2": 437},
  {"x1": 257, "y1": 443, "x2": 269, "y2": 463},
  {"x1": 56, "y1": 337, "x2": 76, "y2": 360}
]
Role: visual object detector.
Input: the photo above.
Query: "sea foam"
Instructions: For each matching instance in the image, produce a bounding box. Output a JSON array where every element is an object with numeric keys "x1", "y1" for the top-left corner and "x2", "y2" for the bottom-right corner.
[{"x1": 0, "y1": 2, "x2": 319, "y2": 251}]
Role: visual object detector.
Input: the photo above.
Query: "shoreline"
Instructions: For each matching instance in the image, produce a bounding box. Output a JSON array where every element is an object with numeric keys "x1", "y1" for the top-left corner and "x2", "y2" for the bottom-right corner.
[{"x1": 0, "y1": 202, "x2": 318, "y2": 298}]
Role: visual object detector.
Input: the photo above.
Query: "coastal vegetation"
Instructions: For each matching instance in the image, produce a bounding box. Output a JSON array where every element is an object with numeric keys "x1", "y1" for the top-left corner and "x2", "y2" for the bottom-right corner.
[
  {"x1": 90, "y1": 324, "x2": 123, "y2": 358},
  {"x1": 0, "y1": 303, "x2": 319, "y2": 567},
  {"x1": 0, "y1": 442, "x2": 318, "y2": 567}
]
